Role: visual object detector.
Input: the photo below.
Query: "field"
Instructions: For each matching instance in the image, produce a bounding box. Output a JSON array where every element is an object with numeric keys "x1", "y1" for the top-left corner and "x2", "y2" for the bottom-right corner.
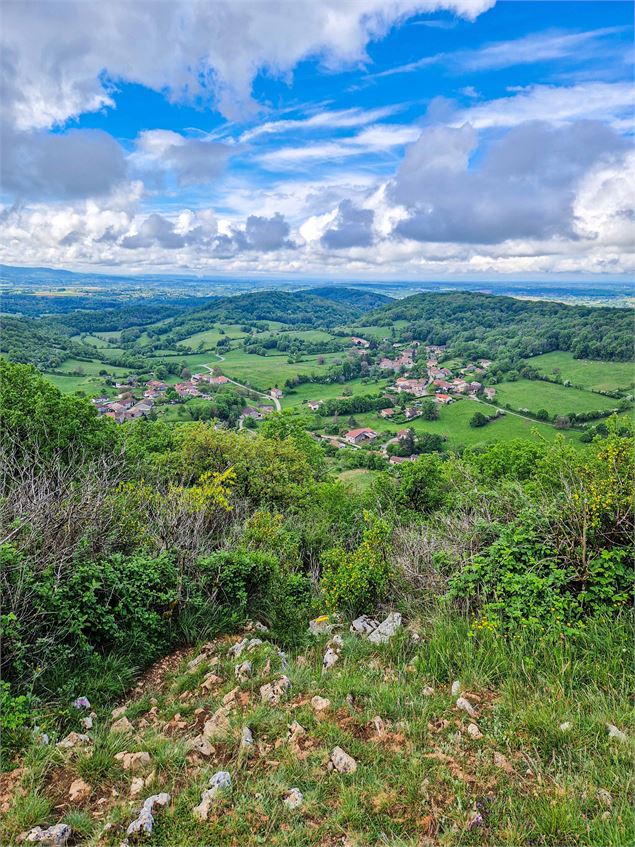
[
  {"x1": 335, "y1": 397, "x2": 580, "y2": 449},
  {"x1": 177, "y1": 325, "x2": 250, "y2": 349},
  {"x1": 493, "y1": 379, "x2": 619, "y2": 416},
  {"x1": 526, "y1": 352, "x2": 635, "y2": 393},
  {"x1": 281, "y1": 378, "x2": 391, "y2": 409},
  {"x1": 337, "y1": 468, "x2": 381, "y2": 492},
  {"x1": 203, "y1": 350, "x2": 345, "y2": 392}
]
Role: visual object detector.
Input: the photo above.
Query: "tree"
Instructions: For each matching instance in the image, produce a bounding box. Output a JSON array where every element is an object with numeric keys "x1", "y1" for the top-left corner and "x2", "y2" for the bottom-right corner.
[
  {"x1": 470, "y1": 411, "x2": 489, "y2": 428},
  {"x1": 181, "y1": 367, "x2": 191, "y2": 380},
  {"x1": 555, "y1": 415, "x2": 571, "y2": 429},
  {"x1": 421, "y1": 399, "x2": 439, "y2": 421},
  {"x1": 536, "y1": 408, "x2": 549, "y2": 421}
]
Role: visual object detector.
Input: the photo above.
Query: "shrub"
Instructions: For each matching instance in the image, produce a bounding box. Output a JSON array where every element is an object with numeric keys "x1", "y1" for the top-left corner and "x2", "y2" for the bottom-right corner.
[
  {"x1": 0, "y1": 681, "x2": 32, "y2": 766},
  {"x1": 321, "y1": 513, "x2": 392, "y2": 615}
]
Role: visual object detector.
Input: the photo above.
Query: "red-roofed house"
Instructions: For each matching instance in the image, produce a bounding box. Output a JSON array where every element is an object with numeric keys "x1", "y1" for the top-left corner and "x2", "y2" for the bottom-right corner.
[{"x1": 345, "y1": 427, "x2": 378, "y2": 445}]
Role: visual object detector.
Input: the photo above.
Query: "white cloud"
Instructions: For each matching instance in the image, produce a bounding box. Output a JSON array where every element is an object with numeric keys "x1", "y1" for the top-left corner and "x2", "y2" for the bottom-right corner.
[
  {"x1": 238, "y1": 105, "x2": 402, "y2": 143},
  {"x1": 1, "y1": 0, "x2": 494, "y2": 130}
]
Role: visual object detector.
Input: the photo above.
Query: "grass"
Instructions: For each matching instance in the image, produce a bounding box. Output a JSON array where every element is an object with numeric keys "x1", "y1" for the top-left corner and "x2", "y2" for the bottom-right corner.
[
  {"x1": 525, "y1": 352, "x2": 635, "y2": 393},
  {"x1": 196, "y1": 349, "x2": 345, "y2": 393},
  {"x1": 177, "y1": 325, "x2": 250, "y2": 350},
  {"x1": 280, "y1": 377, "x2": 391, "y2": 409},
  {"x1": 494, "y1": 379, "x2": 620, "y2": 417},
  {"x1": 3, "y1": 613, "x2": 631, "y2": 847},
  {"x1": 337, "y1": 469, "x2": 382, "y2": 493},
  {"x1": 337, "y1": 398, "x2": 580, "y2": 450}
]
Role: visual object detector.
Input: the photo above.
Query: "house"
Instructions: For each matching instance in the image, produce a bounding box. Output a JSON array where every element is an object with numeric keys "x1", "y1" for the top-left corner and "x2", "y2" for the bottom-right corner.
[
  {"x1": 243, "y1": 406, "x2": 263, "y2": 420},
  {"x1": 452, "y1": 380, "x2": 469, "y2": 393},
  {"x1": 379, "y1": 408, "x2": 395, "y2": 418},
  {"x1": 389, "y1": 455, "x2": 408, "y2": 464},
  {"x1": 144, "y1": 389, "x2": 161, "y2": 400},
  {"x1": 104, "y1": 411, "x2": 124, "y2": 423},
  {"x1": 435, "y1": 393, "x2": 453, "y2": 405},
  {"x1": 125, "y1": 405, "x2": 146, "y2": 420},
  {"x1": 469, "y1": 381, "x2": 483, "y2": 393},
  {"x1": 379, "y1": 357, "x2": 400, "y2": 371},
  {"x1": 308, "y1": 401, "x2": 323, "y2": 411},
  {"x1": 351, "y1": 336, "x2": 370, "y2": 348},
  {"x1": 345, "y1": 427, "x2": 378, "y2": 445},
  {"x1": 484, "y1": 387, "x2": 496, "y2": 399},
  {"x1": 433, "y1": 379, "x2": 453, "y2": 391},
  {"x1": 394, "y1": 377, "x2": 427, "y2": 397},
  {"x1": 397, "y1": 429, "x2": 411, "y2": 441},
  {"x1": 146, "y1": 380, "x2": 167, "y2": 391},
  {"x1": 270, "y1": 388, "x2": 283, "y2": 399},
  {"x1": 258, "y1": 404, "x2": 275, "y2": 414},
  {"x1": 209, "y1": 375, "x2": 230, "y2": 386},
  {"x1": 404, "y1": 407, "x2": 421, "y2": 420},
  {"x1": 478, "y1": 359, "x2": 492, "y2": 369},
  {"x1": 107, "y1": 402, "x2": 126, "y2": 414}
]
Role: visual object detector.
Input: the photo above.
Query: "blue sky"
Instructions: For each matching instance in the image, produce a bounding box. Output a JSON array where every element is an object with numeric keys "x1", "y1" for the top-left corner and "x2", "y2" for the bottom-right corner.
[{"x1": 0, "y1": 0, "x2": 633, "y2": 279}]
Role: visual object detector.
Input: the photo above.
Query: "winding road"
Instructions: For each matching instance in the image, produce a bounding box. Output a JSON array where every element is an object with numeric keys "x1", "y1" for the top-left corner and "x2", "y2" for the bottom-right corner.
[{"x1": 202, "y1": 358, "x2": 282, "y2": 412}]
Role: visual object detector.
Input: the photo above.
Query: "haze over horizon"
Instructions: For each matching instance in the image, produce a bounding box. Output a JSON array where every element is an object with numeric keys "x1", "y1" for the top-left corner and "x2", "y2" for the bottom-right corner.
[{"x1": 1, "y1": 0, "x2": 633, "y2": 281}]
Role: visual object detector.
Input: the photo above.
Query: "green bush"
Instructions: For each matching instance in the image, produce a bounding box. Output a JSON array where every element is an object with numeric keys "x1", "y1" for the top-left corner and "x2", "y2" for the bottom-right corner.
[
  {"x1": 0, "y1": 681, "x2": 32, "y2": 766},
  {"x1": 321, "y1": 513, "x2": 393, "y2": 615}
]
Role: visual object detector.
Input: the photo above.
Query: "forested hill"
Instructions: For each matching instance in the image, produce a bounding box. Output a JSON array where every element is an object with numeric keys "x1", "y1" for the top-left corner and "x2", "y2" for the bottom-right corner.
[
  {"x1": 164, "y1": 288, "x2": 392, "y2": 333},
  {"x1": 366, "y1": 292, "x2": 635, "y2": 362}
]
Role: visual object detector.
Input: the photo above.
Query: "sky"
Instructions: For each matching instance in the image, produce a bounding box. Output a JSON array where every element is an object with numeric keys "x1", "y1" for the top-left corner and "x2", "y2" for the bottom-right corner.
[{"x1": 0, "y1": 0, "x2": 633, "y2": 280}]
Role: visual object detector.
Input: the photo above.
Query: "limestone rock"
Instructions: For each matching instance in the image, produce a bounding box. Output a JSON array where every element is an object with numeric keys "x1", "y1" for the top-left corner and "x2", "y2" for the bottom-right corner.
[
  {"x1": 329, "y1": 634, "x2": 344, "y2": 649},
  {"x1": 189, "y1": 735, "x2": 214, "y2": 757},
  {"x1": 456, "y1": 696, "x2": 477, "y2": 718},
  {"x1": 350, "y1": 615, "x2": 379, "y2": 635},
  {"x1": 287, "y1": 721, "x2": 306, "y2": 744},
  {"x1": 329, "y1": 746, "x2": 357, "y2": 774},
  {"x1": 278, "y1": 650, "x2": 289, "y2": 670},
  {"x1": 110, "y1": 716, "x2": 134, "y2": 734},
  {"x1": 559, "y1": 721, "x2": 572, "y2": 732},
  {"x1": 222, "y1": 686, "x2": 240, "y2": 706},
  {"x1": 126, "y1": 792, "x2": 170, "y2": 840},
  {"x1": 368, "y1": 613, "x2": 402, "y2": 644},
  {"x1": 241, "y1": 726, "x2": 254, "y2": 748},
  {"x1": 22, "y1": 824, "x2": 72, "y2": 846},
  {"x1": 322, "y1": 647, "x2": 339, "y2": 672},
  {"x1": 467, "y1": 723, "x2": 483, "y2": 739},
  {"x1": 311, "y1": 695, "x2": 331, "y2": 713},
  {"x1": 607, "y1": 723, "x2": 627, "y2": 743},
  {"x1": 68, "y1": 778, "x2": 91, "y2": 803},
  {"x1": 203, "y1": 706, "x2": 231, "y2": 740},
  {"x1": 114, "y1": 751, "x2": 151, "y2": 772},
  {"x1": 422, "y1": 686, "x2": 435, "y2": 697},
  {"x1": 247, "y1": 638, "x2": 263, "y2": 651},
  {"x1": 192, "y1": 771, "x2": 231, "y2": 821},
  {"x1": 130, "y1": 777, "x2": 145, "y2": 798},
  {"x1": 228, "y1": 639, "x2": 248, "y2": 659},
  {"x1": 111, "y1": 705, "x2": 127, "y2": 720},
  {"x1": 309, "y1": 616, "x2": 334, "y2": 636},
  {"x1": 235, "y1": 660, "x2": 252, "y2": 681},
  {"x1": 56, "y1": 732, "x2": 91, "y2": 750},
  {"x1": 451, "y1": 680, "x2": 461, "y2": 696},
  {"x1": 80, "y1": 715, "x2": 93, "y2": 731},
  {"x1": 187, "y1": 651, "x2": 210, "y2": 672},
  {"x1": 493, "y1": 751, "x2": 513, "y2": 774},
  {"x1": 200, "y1": 672, "x2": 223, "y2": 692},
  {"x1": 283, "y1": 788, "x2": 303, "y2": 809},
  {"x1": 260, "y1": 676, "x2": 291, "y2": 705}
]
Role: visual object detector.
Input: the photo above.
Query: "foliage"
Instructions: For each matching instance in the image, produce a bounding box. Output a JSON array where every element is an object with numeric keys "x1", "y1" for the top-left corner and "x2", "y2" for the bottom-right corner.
[
  {"x1": 321, "y1": 513, "x2": 393, "y2": 614},
  {"x1": 0, "y1": 681, "x2": 32, "y2": 765}
]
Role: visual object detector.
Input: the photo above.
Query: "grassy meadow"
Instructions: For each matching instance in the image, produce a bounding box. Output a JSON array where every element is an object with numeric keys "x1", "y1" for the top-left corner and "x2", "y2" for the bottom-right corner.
[
  {"x1": 494, "y1": 379, "x2": 619, "y2": 416},
  {"x1": 526, "y1": 352, "x2": 635, "y2": 393}
]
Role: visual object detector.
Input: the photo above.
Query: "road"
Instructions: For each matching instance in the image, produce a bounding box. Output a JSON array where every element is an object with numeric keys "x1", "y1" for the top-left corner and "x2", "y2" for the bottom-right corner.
[
  {"x1": 202, "y1": 360, "x2": 282, "y2": 412},
  {"x1": 471, "y1": 395, "x2": 558, "y2": 428}
]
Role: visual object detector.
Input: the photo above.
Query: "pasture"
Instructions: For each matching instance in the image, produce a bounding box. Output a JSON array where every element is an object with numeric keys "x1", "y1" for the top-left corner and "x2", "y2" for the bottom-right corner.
[
  {"x1": 526, "y1": 351, "x2": 635, "y2": 393},
  {"x1": 280, "y1": 377, "x2": 391, "y2": 409},
  {"x1": 493, "y1": 379, "x2": 619, "y2": 416}
]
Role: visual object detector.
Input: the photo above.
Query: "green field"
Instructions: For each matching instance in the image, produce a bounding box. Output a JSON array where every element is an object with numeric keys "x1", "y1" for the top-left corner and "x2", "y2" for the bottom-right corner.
[
  {"x1": 206, "y1": 349, "x2": 345, "y2": 391},
  {"x1": 337, "y1": 468, "x2": 381, "y2": 493},
  {"x1": 280, "y1": 377, "x2": 391, "y2": 409},
  {"x1": 526, "y1": 351, "x2": 635, "y2": 393},
  {"x1": 494, "y1": 379, "x2": 619, "y2": 416},
  {"x1": 331, "y1": 397, "x2": 580, "y2": 450},
  {"x1": 177, "y1": 324, "x2": 250, "y2": 349}
]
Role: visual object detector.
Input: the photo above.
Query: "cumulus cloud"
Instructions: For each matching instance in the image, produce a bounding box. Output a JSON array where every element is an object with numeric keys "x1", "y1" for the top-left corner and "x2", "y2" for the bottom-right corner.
[
  {"x1": 390, "y1": 119, "x2": 629, "y2": 244},
  {"x1": 1, "y1": 127, "x2": 127, "y2": 199},
  {"x1": 134, "y1": 130, "x2": 232, "y2": 185},
  {"x1": 0, "y1": 0, "x2": 494, "y2": 129},
  {"x1": 321, "y1": 200, "x2": 375, "y2": 248}
]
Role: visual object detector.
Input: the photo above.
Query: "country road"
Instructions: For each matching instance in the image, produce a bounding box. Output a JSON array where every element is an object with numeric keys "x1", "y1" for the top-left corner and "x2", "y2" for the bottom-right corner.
[{"x1": 202, "y1": 360, "x2": 282, "y2": 412}]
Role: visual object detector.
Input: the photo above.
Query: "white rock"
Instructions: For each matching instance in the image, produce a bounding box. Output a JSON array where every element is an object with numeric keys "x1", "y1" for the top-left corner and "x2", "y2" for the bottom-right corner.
[
  {"x1": 329, "y1": 635, "x2": 344, "y2": 649},
  {"x1": 278, "y1": 650, "x2": 289, "y2": 670},
  {"x1": 422, "y1": 686, "x2": 435, "y2": 697},
  {"x1": 23, "y1": 824, "x2": 72, "y2": 846},
  {"x1": 456, "y1": 696, "x2": 477, "y2": 718},
  {"x1": 241, "y1": 726, "x2": 254, "y2": 748},
  {"x1": 607, "y1": 723, "x2": 628, "y2": 743},
  {"x1": 322, "y1": 647, "x2": 339, "y2": 671},
  {"x1": 80, "y1": 715, "x2": 93, "y2": 731},
  {"x1": 189, "y1": 735, "x2": 214, "y2": 757},
  {"x1": 260, "y1": 676, "x2": 291, "y2": 705},
  {"x1": 126, "y1": 793, "x2": 170, "y2": 840},
  {"x1": 203, "y1": 706, "x2": 231, "y2": 740},
  {"x1": 187, "y1": 652, "x2": 208, "y2": 672},
  {"x1": 111, "y1": 705, "x2": 127, "y2": 720},
  {"x1": 235, "y1": 660, "x2": 252, "y2": 681},
  {"x1": 287, "y1": 721, "x2": 306, "y2": 743},
  {"x1": 368, "y1": 613, "x2": 402, "y2": 644},
  {"x1": 311, "y1": 695, "x2": 331, "y2": 712},
  {"x1": 309, "y1": 616, "x2": 334, "y2": 635},
  {"x1": 130, "y1": 777, "x2": 145, "y2": 798},
  {"x1": 247, "y1": 638, "x2": 263, "y2": 651},
  {"x1": 228, "y1": 638, "x2": 248, "y2": 659},
  {"x1": 467, "y1": 723, "x2": 483, "y2": 739},
  {"x1": 350, "y1": 615, "x2": 380, "y2": 635},
  {"x1": 192, "y1": 772, "x2": 231, "y2": 820},
  {"x1": 56, "y1": 732, "x2": 91, "y2": 749},
  {"x1": 68, "y1": 778, "x2": 91, "y2": 803},
  {"x1": 559, "y1": 721, "x2": 572, "y2": 732},
  {"x1": 329, "y1": 746, "x2": 357, "y2": 774},
  {"x1": 110, "y1": 716, "x2": 134, "y2": 734},
  {"x1": 283, "y1": 788, "x2": 304, "y2": 809},
  {"x1": 451, "y1": 680, "x2": 461, "y2": 696}
]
